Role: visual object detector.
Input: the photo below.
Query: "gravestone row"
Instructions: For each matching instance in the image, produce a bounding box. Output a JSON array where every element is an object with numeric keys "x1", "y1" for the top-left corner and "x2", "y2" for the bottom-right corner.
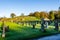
[
  {"x1": 16, "y1": 19, "x2": 59, "y2": 32},
  {"x1": 0, "y1": 18, "x2": 59, "y2": 38},
  {"x1": 41, "y1": 18, "x2": 59, "y2": 32}
]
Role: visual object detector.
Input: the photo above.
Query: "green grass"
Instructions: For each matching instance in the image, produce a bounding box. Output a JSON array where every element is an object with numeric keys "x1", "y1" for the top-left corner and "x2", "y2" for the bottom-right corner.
[{"x1": 0, "y1": 22, "x2": 60, "y2": 40}]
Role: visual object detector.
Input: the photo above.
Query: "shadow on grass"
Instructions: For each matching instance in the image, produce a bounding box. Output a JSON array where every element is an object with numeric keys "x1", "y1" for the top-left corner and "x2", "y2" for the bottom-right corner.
[
  {"x1": 5, "y1": 26, "x2": 60, "y2": 40},
  {"x1": 5, "y1": 27, "x2": 40, "y2": 40}
]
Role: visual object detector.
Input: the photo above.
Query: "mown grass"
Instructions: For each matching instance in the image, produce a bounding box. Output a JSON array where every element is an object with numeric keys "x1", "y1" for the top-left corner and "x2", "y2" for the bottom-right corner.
[{"x1": 0, "y1": 22, "x2": 60, "y2": 40}]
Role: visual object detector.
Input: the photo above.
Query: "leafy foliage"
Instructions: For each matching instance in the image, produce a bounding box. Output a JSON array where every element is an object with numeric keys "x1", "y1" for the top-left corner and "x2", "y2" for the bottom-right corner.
[{"x1": 10, "y1": 13, "x2": 16, "y2": 18}]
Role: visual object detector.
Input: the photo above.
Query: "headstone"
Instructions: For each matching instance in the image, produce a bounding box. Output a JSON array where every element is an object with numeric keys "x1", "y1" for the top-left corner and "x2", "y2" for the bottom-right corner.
[
  {"x1": 21, "y1": 22, "x2": 24, "y2": 26},
  {"x1": 28, "y1": 23, "x2": 31, "y2": 26},
  {"x1": 2, "y1": 23, "x2": 5, "y2": 38},
  {"x1": 1, "y1": 22, "x2": 9, "y2": 38},
  {"x1": 58, "y1": 23, "x2": 60, "y2": 27},
  {"x1": 26, "y1": 23, "x2": 29, "y2": 26},
  {"x1": 23, "y1": 23, "x2": 25, "y2": 26},
  {"x1": 54, "y1": 14, "x2": 59, "y2": 31},
  {"x1": 32, "y1": 24, "x2": 35, "y2": 29},
  {"x1": 41, "y1": 18, "x2": 45, "y2": 32},
  {"x1": 54, "y1": 20, "x2": 59, "y2": 31},
  {"x1": 5, "y1": 26, "x2": 9, "y2": 32},
  {"x1": 45, "y1": 21, "x2": 48, "y2": 28},
  {"x1": 31, "y1": 22, "x2": 36, "y2": 29}
]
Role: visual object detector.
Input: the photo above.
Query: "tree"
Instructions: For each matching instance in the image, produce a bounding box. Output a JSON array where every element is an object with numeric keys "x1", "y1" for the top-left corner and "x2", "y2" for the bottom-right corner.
[
  {"x1": 33, "y1": 11, "x2": 40, "y2": 19},
  {"x1": 10, "y1": 13, "x2": 16, "y2": 18},
  {"x1": 49, "y1": 11, "x2": 55, "y2": 20},
  {"x1": 28, "y1": 13, "x2": 34, "y2": 16},
  {"x1": 20, "y1": 13, "x2": 24, "y2": 16},
  {"x1": 28, "y1": 11, "x2": 48, "y2": 19},
  {"x1": 53, "y1": 7, "x2": 60, "y2": 31},
  {"x1": 58, "y1": 7, "x2": 60, "y2": 19},
  {"x1": 58, "y1": 11, "x2": 60, "y2": 19},
  {"x1": 40, "y1": 11, "x2": 48, "y2": 18}
]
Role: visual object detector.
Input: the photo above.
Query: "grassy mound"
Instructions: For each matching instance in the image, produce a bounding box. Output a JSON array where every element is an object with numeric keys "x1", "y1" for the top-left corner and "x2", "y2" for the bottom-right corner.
[{"x1": 0, "y1": 22, "x2": 59, "y2": 40}]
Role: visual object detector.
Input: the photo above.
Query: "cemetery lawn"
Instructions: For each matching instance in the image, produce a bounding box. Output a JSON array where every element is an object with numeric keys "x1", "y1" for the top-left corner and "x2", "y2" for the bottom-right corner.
[{"x1": 0, "y1": 22, "x2": 60, "y2": 40}]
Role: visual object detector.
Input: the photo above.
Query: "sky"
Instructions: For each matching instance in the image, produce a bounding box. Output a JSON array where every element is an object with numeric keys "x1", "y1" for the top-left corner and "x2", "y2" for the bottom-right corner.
[{"x1": 0, "y1": 0, "x2": 59, "y2": 17}]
